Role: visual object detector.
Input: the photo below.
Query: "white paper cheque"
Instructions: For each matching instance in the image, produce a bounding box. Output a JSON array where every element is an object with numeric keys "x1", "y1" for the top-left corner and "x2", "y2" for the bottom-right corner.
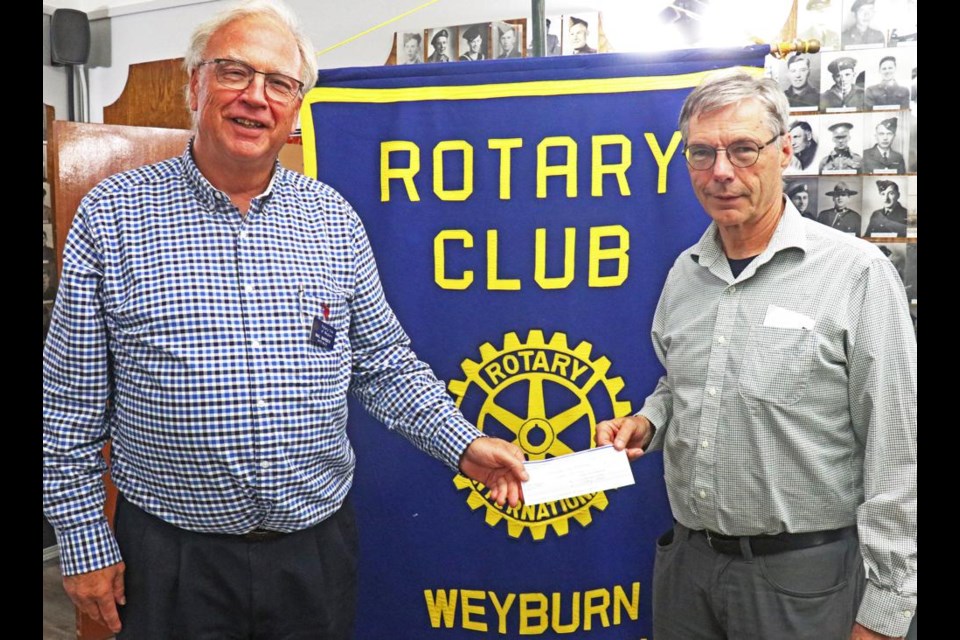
[{"x1": 521, "y1": 445, "x2": 635, "y2": 505}]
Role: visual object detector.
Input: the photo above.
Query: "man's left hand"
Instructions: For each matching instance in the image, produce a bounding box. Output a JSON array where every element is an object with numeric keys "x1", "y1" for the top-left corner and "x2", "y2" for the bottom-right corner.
[
  {"x1": 851, "y1": 622, "x2": 902, "y2": 640},
  {"x1": 459, "y1": 438, "x2": 528, "y2": 508}
]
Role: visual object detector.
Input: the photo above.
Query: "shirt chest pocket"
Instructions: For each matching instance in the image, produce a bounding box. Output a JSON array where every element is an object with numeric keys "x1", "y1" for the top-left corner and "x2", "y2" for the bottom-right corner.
[
  {"x1": 280, "y1": 289, "x2": 352, "y2": 399},
  {"x1": 737, "y1": 325, "x2": 814, "y2": 406}
]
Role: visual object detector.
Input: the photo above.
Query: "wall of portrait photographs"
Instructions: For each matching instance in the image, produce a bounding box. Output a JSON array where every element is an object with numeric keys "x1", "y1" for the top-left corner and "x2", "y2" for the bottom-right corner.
[
  {"x1": 393, "y1": 13, "x2": 604, "y2": 65},
  {"x1": 776, "y1": 0, "x2": 916, "y2": 331}
]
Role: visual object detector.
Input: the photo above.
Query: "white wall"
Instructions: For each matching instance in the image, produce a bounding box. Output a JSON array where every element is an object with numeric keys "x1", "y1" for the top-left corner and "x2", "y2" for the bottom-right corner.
[{"x1": 42, "y1": 0, "x2": 792, "y2": 123}]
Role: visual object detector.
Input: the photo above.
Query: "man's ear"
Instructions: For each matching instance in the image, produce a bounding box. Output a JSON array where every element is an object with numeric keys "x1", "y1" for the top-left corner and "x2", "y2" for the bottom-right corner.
[{"x1": 189, "y1": 70, "x2": 200, "y2": 112}]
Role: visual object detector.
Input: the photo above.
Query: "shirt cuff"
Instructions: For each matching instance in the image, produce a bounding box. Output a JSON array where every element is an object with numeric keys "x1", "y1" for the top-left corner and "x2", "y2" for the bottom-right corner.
[
  {"x1": 56, "y1": 518, "x2": 123, "y2": 577},
  {"x1": 438, "y1": 415, "x2": 484, "y2": 472},
  {"x1": 638, "y1": 408, "x2": 667, "y2": 452},
  {"x1": 856, "y1": 581, "x2": 916, "y2": 638}
]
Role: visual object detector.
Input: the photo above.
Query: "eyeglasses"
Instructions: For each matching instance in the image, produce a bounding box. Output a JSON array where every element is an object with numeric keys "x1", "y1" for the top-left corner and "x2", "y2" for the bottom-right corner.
[
  {"x1": 198, "y1": 58, "x2": 304, "y2": 103},
  {"x1": 683, "y1": 134, "x2": 783, "y2": 171}
]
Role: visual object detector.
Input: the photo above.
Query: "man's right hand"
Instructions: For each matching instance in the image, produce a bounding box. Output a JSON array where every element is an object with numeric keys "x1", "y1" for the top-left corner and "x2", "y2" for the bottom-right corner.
[
  {"x1": 595, "y1": 415, "x2": 654, "y2": 460},
  {"x1": 63, "y1": 561, "x2": 126, "y2": 634}
]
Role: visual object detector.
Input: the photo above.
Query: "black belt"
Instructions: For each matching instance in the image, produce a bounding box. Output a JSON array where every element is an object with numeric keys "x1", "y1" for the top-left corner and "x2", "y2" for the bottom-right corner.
[
  {"x1": 693, "y1": 526, "x2": 855, "y2": 557},
  {"x1": 239, "y1": 528, "x2": 289, "y2": 542}
]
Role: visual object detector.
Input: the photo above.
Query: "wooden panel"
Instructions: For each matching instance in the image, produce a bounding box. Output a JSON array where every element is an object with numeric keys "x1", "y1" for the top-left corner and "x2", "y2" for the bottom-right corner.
[
  {"x1": 103, "y1": 58, "x2": 192, "y2": 129},
  {"x1": 49, "y1": 121, "x2": 192, "y2": 264}
]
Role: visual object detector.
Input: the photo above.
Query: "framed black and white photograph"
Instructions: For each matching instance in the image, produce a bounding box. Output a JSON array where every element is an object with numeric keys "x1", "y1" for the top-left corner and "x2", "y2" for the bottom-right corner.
[
  {"x1": 458, "y1": 24, "x2": 489, "y2": 61},
  {"x1": 528, "y1": 15, "x2": 563, "y2": 57},
  {"x1": 819, "y1": 51, "x2": 866, "y2": 111},
  {"x1": 888, "y1": 0, "x2": 917, "y2": 46},
  {"x1": 784, "y1": 177, "x2": 819, "y2": 220},
  {"x1": 779, "y1": 52, "x2": 821, "y2": 112},
  {"x1": 864, "y1": 49, "x2": 913, "y2": 109},
  {"x1": 818, "y1": 113, "x2": 864, "y2": 174},
  {"x1": 875, "y1": 242, "x2": 907, "y2": 285},
  {"x1": 43, "y1": 222, "x2": 55, "y2": 264},
  {"x1": 906, "y1": 175, "x2": 917, "y2": 238},
  {"x1": 786, "y1": 115, "x2": 822, "y2": 175},
  {"x1": 908, "y1": 89, "x2": 917, "y2": 172},
  {"x1": 904, "y1": 242, "x2": 917, "y2": 307},
  {"x1": 563, "y1": 14, "x2": 598, "y2": 55},
  {"x1": 862, "y1": 111, "x2": 907, "y2": 174},
  {"x1": 841, "y1": 0, "x2": 887, "y2": 50},
  {"x1": 494, "y1": 21, "x2": 523, "y2": 59},
  {"x1": 863, "y1": 175, "x2": 908, "y2": 238},
  {"x1": 43, "y1": 261, "x2": 58, "y2": 302},
  {"x1": 396, "y1": 32, "x2": 424, "y2": 65},
  {"x1": 427, "y1": 27, "x2": 455, "y2": 63},
  {"x1": 798, "y1": 0, "x2": 842, "y2": 51},
  {"x1": 43, "y1": 301, "x2": 53, "y2": 349},
  {"x1": 815, "y1": 178, "x2": 863, "y2": 236}
]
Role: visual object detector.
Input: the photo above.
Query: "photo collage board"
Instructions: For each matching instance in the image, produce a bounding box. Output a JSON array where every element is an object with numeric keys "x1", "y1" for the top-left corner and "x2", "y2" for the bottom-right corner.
[{"x1": 774, "y1": 0, "x2": 916, "y2": 321}]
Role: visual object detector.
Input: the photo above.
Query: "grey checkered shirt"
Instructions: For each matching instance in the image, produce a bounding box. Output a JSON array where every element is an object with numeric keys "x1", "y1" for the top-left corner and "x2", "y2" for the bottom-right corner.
[{"x1": 641, "y1": 201, "x2": 916, "y2": 637}]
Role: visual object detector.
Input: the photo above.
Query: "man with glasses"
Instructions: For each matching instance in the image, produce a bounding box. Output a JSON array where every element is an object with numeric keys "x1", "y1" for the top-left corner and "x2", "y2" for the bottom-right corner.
[
  {"x1": 596, "y1": 70, "x2": 916, "y2": 640},
  {"x1": 42, "y1": 1, "x2": 527, "y2": 638}
]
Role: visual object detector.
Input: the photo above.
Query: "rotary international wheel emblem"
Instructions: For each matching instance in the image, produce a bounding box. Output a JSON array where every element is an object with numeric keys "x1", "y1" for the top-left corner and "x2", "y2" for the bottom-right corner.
[{"x1": 449, "y1": 330, "x2": 632, "y2": 540}]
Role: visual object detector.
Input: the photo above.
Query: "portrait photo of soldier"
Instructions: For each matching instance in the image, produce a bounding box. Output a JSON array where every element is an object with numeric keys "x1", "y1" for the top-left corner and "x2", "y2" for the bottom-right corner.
[
  {"x1": 785, "y1": 118, "x2": 820, "y2": 175},
  {"x1": 397, "y1": 32, "x2": 423, "y2": 65},
  {"x1": 864, "y1": 177, "x2": 908, "y2": 238},
  {"x1": 865, "y1": 53, "x2": 912, "y2": 109},
  {"x1": 495, "y1": 22, "x2": 522, "y2": 59},
  {"x1": 816, "y1": 180, "x2": 863, "y2": 235},
  {"x1": 862, "y1": 114, "x2": 906, "y2": 174},
  {"x1": 841, "y1": 0, "x2": 886, "y2": 49},
  {"x1": 820, "y1": 54, "x2": 865, "y2": 110},
  {"x1": 427, "y1": 27, "x2": 453, "y2": 63},
  {"x1": 819, "y1": 116, "x2": 864, "y2": 174},
  {"x1": 565, "y1": 15, "x2": 598, "y2": 55},
  {"x1": 780, "y1": 53, "x2": 821, "y2": 111},
  {"x1": 785, "y1": 178, "x2": 819, "y2": 220},
  {"x1": 798, "y1": 0, "x2": 842, "y2": 50},
  {"x1": 458, "y1": 24, "x2": 488, "y2": 61}
]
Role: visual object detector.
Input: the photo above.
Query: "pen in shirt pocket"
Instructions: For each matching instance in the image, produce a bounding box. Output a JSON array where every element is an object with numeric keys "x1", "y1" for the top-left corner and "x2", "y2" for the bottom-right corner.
[{"x1": 298, "y1": 282, "x2": 309, "y2": 329}]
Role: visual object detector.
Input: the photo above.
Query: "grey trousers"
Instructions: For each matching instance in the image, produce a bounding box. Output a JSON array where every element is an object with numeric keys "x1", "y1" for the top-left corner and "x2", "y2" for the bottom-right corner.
[{"x1": 653, "y1": 522, "x2": 865, "y2": 640}]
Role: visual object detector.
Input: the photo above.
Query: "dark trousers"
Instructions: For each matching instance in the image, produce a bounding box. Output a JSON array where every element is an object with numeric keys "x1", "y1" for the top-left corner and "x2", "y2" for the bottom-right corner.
[
  {"x1": 115, "y1": 495, "x2": 358, "y2": 640},
  {"x1": 653, "y1": 522, "x2": 865, "y2": 640}
]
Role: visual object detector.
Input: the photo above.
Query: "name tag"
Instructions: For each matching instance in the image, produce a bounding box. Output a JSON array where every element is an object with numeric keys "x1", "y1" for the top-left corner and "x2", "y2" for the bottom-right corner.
[{"x1": 310, "y1": 317, "x2": 337, "y2": 349}]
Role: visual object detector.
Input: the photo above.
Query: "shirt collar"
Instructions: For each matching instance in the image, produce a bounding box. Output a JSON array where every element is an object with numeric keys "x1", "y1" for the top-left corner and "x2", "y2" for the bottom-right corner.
[
  {"x1": 691, "y1": 197, "x2": 807, "y2": 276},
  {"x1": 180, "y1": 139, "x2": 281, "y2": 215}
]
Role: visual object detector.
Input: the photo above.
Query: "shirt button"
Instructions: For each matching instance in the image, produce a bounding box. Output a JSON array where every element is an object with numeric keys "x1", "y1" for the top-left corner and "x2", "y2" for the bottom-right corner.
[
  {"x1": 701, "y1": 440, "x2": 709, "y2": 448},
  {"x1": 708, "y1": 387, "x2": 717, "y2": 396},
  {"x1": 257, "y1": 399, "x2": 266, "y2": 408},
  {"x1": 245, "y1": 284, "x2": 255, "y2": 294},
  {"x1": 251, "y1": 339, "x2": 261, "y2": 348},
  {"x1": 902, "y1": 611, "x2": 912, "y2": 618},
  {"x1": 699, "y1": 490, "x2": 707, "y2": 499},
  {"x1": 260, "y1": 461, "x2": 271, "y2": 469},
  {"x1": 729, "y1": 286, "x2": 736, "y2": 294},
  {"x1": 717, "y1": 336, "x2": 726, "y2": 344},
  {"x1": 239, "y1": 230, "x2": 247, "y2": 239}
]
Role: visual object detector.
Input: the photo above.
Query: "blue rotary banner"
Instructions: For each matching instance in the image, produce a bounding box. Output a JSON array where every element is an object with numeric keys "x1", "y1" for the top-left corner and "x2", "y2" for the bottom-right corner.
[{"x1": 302, "y1": 47, "x2": 767, "y2": 639}]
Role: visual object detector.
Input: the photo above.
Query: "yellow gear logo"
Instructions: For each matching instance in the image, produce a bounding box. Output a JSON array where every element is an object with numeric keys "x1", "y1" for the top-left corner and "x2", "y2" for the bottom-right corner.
[{"x1": 449, "y1": 330, "x2": 632, "y2": 540}]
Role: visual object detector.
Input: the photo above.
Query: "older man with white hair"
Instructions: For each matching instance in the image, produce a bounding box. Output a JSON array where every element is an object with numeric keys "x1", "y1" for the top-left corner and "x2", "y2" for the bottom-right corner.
[{"x1": 42, "y1": 2, "x2": 527, "y2": 637}]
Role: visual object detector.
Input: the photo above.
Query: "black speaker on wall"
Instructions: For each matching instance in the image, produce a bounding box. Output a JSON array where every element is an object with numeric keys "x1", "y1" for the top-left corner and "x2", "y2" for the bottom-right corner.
[{"x1": 50, "y1": 9, "x2": 90, "y2": 66}]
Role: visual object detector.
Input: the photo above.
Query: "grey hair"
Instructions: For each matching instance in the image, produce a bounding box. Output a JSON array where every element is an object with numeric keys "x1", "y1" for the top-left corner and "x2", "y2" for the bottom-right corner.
[
  {"x1": 183, "y1": 0, "x2": 317, "y2": 113},
  {"x1": 678, "y1": 68, "x2": 790, "y2": 142}
]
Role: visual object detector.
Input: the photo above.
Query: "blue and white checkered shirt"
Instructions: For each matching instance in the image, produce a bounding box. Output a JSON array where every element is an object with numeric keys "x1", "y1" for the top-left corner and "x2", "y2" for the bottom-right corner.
[{"x1": 43, "y1": 144, "x2": 481, "y2": 576}]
